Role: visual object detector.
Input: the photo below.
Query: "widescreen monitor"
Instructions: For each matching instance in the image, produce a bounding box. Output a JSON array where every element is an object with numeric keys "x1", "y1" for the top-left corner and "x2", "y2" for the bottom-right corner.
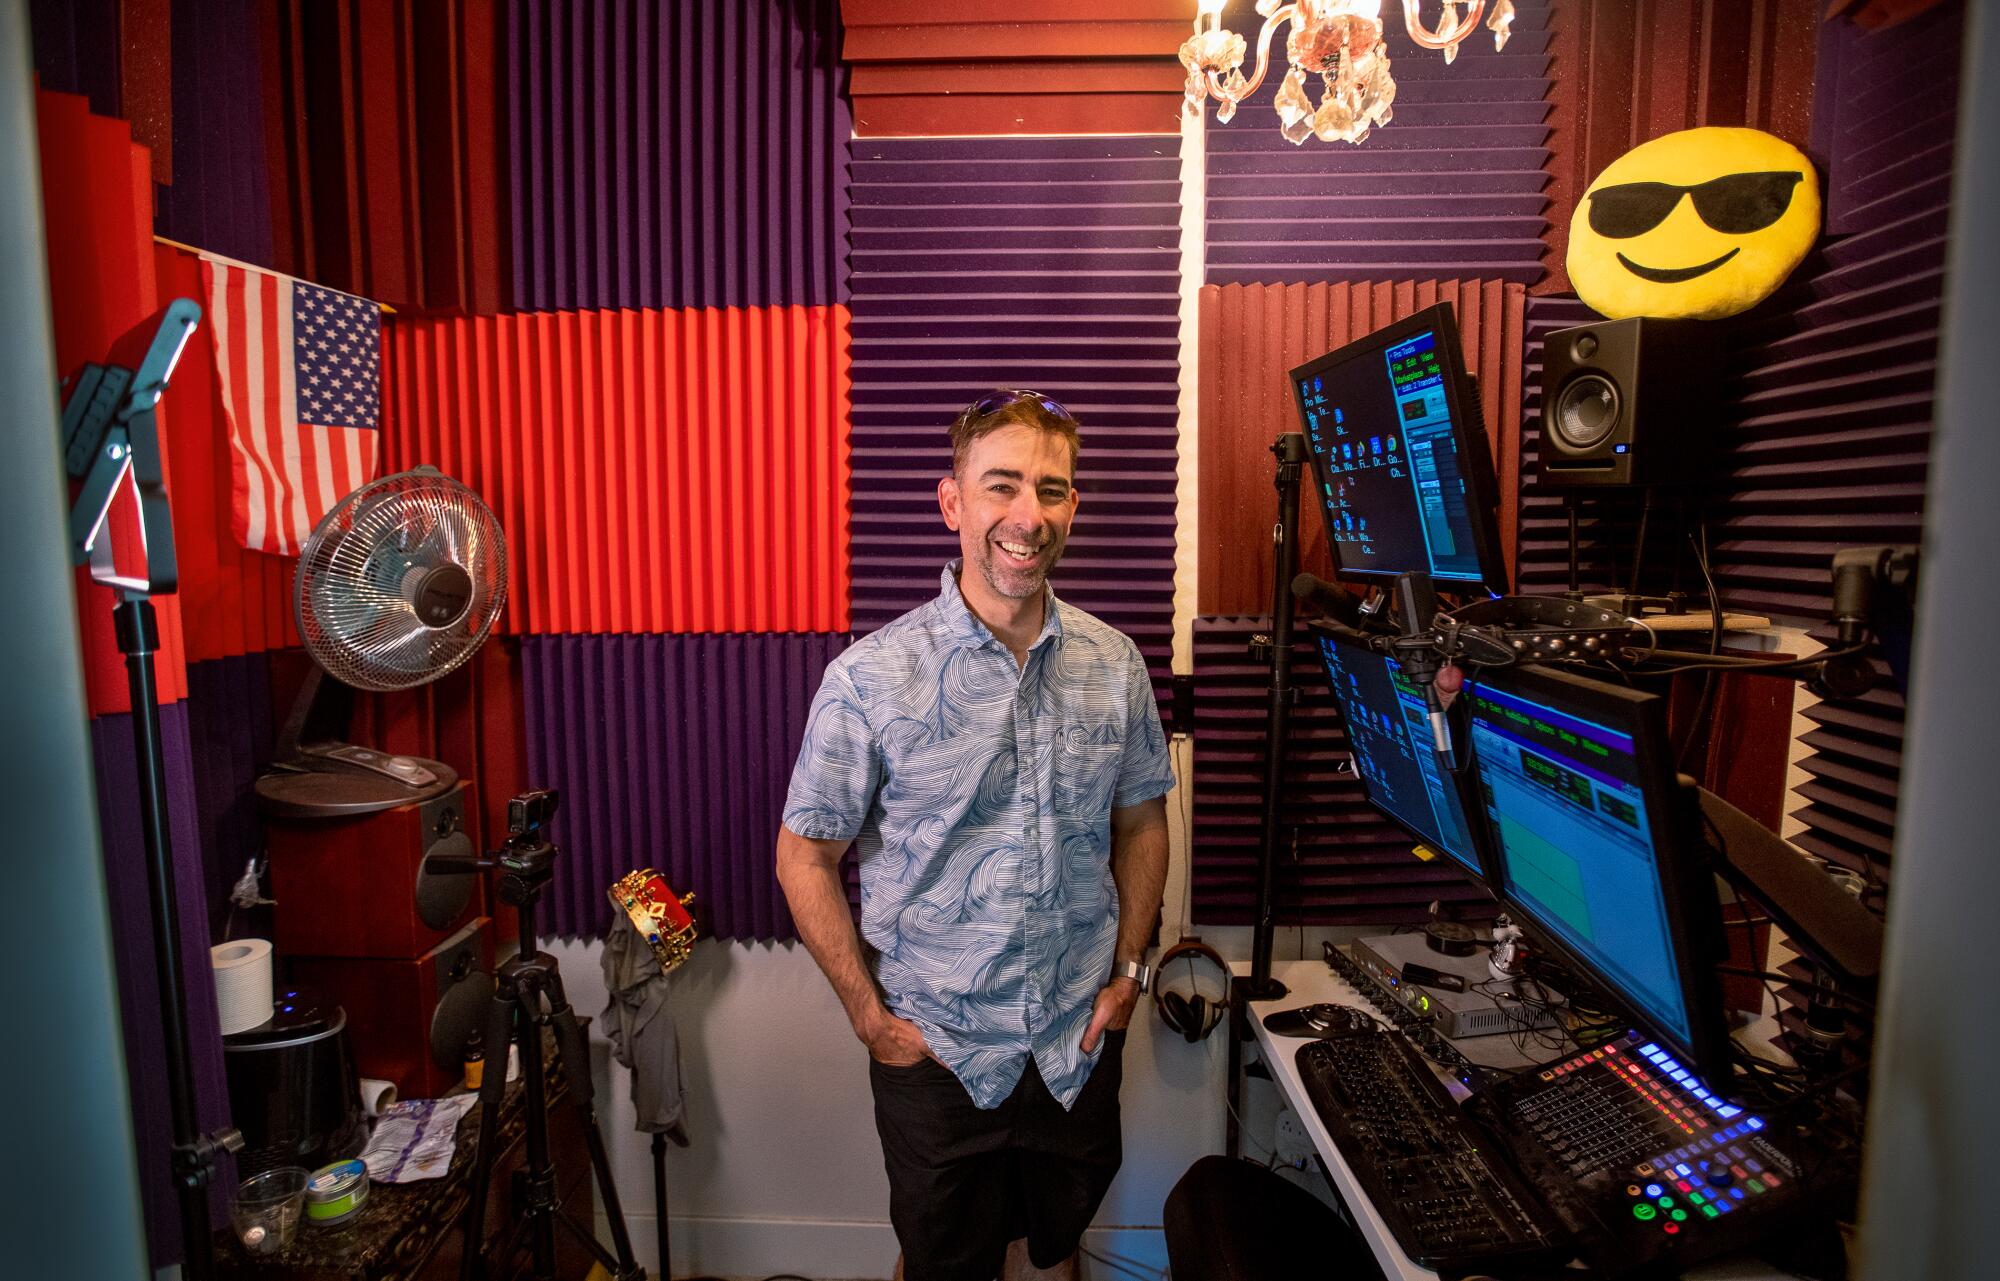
[
  {"x1": 1291, "y1": 303, "x2": 1509, "y2": 595},
  {"x1": 1313, "y1": 625, "x2": 1493, "y2": 889},
  {"x1": 1465, "y1": 664, "x2": 1733, "y2": 1084}
]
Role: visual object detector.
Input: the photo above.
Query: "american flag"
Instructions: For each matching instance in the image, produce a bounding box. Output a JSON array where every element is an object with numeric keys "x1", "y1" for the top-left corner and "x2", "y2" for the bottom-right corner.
[{"x1": 199, "y1": 255, "x2": 382, "y2": 554}]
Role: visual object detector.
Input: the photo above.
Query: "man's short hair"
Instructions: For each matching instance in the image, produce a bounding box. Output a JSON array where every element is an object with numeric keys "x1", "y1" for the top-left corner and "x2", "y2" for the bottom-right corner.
[{"x1": 949, "y1": 390, "x2": 1081, "y2": 478}]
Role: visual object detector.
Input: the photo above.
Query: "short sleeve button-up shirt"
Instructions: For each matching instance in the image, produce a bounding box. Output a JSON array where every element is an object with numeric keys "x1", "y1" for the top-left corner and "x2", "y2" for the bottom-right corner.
[{"x1": 782, "y1": 563, "x2": 1174, "y2": 1109}]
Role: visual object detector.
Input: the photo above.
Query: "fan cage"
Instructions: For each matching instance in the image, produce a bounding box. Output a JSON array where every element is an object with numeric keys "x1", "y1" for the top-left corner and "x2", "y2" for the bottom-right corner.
[{"x1": 295, "y1": 468, "x2": 509, "y2": 692}]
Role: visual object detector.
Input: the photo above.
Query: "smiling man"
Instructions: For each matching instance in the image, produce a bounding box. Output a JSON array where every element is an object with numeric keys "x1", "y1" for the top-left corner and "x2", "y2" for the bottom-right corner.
[{"x1": 776, "y1": 390, "x2": 1174, "y2": 1281}]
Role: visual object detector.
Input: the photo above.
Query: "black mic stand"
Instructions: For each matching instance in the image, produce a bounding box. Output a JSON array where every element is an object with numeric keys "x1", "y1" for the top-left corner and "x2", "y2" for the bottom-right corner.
[
  {"x1": 1247, "y1": 430, "x2": 1308, "y2": 1001},
  {"x1": 64, "y1": 299, "x2": 242, "y2": 1280},
  {"x1": 1226, "y1": 432, "x2": 1305, "y2": 1159}
]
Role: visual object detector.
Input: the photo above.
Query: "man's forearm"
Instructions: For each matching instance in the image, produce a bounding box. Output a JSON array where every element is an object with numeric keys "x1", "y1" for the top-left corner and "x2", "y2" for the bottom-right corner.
[
  {"x1": 775, "y1": 832, "x2": 884, "y2": 1031},
  {"x1": 1109, "y1": 798, "x2": 1170, "y2": 966}
]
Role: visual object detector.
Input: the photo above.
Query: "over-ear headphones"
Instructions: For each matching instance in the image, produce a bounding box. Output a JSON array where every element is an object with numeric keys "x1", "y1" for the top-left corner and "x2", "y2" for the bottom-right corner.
[{"x1": 1152, "y1": 937, "x2": 1231, "y2": 1044}]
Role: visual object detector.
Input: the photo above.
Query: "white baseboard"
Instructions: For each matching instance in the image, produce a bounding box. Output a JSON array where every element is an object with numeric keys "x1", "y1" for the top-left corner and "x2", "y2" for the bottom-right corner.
[{"x1": 595, "y1": 1213, "x2": 1166, "y2": 1280}]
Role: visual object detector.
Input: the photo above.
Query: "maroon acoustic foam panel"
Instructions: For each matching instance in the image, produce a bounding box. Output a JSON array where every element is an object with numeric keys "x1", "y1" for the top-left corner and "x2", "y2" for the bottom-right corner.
[{"x1": 1199, "y1": 279, "x2": 1526, "y2": 616}]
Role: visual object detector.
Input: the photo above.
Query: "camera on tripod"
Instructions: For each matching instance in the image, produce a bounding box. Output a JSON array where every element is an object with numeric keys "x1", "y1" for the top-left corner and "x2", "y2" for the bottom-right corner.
[{"x1": 507, "y1": 788, "x2": 559, "y2": 840}]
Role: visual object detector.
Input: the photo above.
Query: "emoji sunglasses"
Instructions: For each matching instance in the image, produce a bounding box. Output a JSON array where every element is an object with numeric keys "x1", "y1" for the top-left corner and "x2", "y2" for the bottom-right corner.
[{"x1": 1586, "y1": 171, "x2": 1806, "y2": 240}]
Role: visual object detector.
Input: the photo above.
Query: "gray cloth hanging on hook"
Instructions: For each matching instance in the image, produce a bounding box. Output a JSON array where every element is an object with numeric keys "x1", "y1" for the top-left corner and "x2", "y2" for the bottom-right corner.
[{"x1": 600, "y1": 924, "x2": 690, "y2": 1143}]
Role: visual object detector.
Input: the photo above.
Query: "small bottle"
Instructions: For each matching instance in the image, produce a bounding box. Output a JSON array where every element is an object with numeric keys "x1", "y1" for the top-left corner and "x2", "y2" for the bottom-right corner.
[{"x1": 463, "y1": 1032, "x2": 485, "y2": 1090}]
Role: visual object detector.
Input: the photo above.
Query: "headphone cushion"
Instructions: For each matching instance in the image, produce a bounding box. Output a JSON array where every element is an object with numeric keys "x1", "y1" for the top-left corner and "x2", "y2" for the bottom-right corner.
[
  {"x1": 1184, "y1": 994, "x2": 1209, "y2": 1043},
  {"x1": 1161, "y1": 990, "x2": 1193, "y2": 1036}
]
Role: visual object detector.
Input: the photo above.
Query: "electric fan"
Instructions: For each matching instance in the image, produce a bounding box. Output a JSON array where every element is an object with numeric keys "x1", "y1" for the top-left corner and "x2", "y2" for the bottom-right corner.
[{"x1": 256, "y1": 466, "x2": 508, "y2": 818}]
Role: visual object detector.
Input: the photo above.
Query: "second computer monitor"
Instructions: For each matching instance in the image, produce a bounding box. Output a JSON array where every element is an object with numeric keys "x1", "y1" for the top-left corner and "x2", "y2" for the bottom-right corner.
[
  {"x1": 1465, "y1": 664, "x2": 1733, "y2": 1085},
  {"x1": 1314, "y1": 625, "x2": 1492, "y2": 890},
  {"x1": 1291, "y1": 302, "x2": 1509, "y2": 595}
]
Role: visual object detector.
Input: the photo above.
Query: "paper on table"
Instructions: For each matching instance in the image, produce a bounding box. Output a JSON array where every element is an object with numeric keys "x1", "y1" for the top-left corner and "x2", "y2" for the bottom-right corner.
[{"x1": 360, "y1": 1096, "x2": 479, "y2": 1183}]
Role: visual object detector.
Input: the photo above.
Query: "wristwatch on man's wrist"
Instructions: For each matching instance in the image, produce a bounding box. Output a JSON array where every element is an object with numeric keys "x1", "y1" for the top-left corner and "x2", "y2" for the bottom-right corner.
[{"x1": 1111, "y1": 958, "x2": 1153, "y2": 993}]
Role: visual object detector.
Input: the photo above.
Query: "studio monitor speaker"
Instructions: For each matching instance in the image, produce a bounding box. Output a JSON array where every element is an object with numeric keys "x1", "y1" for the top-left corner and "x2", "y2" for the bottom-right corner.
[
  {"x1": 1539, "y1": 317, "x2": 1716, "y2": 488},
  {"x1": 267, "y1": 781, "x2": 484, "y2": 959},
  {"x1": 289, "y1": 917, "x2": 494, "y2": 1102}
]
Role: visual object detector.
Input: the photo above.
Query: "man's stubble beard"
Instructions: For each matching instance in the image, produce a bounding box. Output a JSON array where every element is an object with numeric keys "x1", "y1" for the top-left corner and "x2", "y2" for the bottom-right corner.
[{"x1": 971, "y1": 525, "x2": 1065, "y2": 601}]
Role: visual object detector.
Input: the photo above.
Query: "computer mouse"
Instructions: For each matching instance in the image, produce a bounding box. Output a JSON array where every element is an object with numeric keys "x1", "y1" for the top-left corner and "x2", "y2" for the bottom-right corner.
[{"x1": 1262, "y1": 1003, "x2": 1376, "y2": 1038}]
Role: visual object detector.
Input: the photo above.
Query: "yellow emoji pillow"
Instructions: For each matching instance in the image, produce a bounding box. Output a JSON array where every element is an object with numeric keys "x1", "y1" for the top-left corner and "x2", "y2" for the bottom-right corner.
[{"x1": 1568, "y1": 127, "x2": 1821, "y2": 321}]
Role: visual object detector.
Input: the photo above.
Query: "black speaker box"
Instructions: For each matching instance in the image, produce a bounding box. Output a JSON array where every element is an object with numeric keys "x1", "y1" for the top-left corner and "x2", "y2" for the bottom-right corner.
[{"x1": 1539, "y1": 317, "x2": 1716, "y2": 488}]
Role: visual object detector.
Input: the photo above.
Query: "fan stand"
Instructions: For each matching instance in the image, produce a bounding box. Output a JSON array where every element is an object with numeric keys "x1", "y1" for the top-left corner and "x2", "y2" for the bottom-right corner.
[{"x1": 256, "y1": 667, "x2": 458, "y2": 819}]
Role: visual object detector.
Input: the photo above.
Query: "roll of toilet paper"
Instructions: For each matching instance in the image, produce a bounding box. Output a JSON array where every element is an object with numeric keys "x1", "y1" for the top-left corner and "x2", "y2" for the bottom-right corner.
[
  {"x1": 211, "y1": 938, "x2": 274, "y2": 1036},
  {"x1": 358, "y1": 1077, "x2": 397, "y2": 1118}
]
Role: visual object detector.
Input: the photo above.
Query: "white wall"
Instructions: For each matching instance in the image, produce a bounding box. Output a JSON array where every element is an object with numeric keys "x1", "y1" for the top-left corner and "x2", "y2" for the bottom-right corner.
[
  {"x1": 551, "y1": 736, "x2": 1310, "y2": 1281},
  {"x1": 555, "y1": 934, "x2": 1232, "y2": 1281}
]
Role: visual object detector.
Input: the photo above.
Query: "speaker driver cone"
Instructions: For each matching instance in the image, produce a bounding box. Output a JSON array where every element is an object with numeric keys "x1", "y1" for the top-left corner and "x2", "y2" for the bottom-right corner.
[{"x1": 1553, "y1": 374, "x2": 1621, "y2": 454}]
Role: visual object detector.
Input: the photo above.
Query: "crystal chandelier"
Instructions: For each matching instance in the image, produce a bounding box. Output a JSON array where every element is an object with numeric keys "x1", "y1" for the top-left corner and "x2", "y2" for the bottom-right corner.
[{"x1": 1180, "y1": 0, "x2": 1516, "y2": 145}]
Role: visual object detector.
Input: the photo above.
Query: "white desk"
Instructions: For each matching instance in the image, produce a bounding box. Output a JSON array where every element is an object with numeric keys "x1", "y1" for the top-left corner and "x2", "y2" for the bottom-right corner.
[{"x1": 1235, "y1": 957, "x2": 1792, "y2": 1281}]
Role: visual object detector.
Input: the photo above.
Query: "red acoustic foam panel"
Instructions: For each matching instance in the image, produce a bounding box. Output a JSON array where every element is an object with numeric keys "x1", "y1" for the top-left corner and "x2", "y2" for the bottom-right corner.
[
  {"x1": 382, "y1": 304, "x2": 853, "y2": 637},
  {"x1": 37, "y1": 88, "x2": 191, "y2": 713}
]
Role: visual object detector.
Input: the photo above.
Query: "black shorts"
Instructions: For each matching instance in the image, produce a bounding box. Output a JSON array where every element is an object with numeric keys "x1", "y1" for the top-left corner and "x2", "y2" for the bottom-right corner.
[{"x1": 868, "y1": 1031, "x2": 1126, "y2": 1281}]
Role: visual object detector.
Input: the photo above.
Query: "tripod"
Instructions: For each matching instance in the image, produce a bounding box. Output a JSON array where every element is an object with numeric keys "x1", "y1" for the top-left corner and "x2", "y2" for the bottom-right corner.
[{"x1": 438, "y1": 791, "x2": 642, "y2": 1281}]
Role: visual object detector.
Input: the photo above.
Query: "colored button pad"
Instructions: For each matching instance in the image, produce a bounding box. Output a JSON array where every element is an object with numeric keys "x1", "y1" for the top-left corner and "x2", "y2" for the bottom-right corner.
[{"x1": 1606, "y1": 1034, "x2": 1794, "y2": 1240}]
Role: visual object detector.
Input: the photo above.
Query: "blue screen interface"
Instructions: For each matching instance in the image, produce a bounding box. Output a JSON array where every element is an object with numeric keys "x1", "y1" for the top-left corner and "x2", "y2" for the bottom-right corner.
[
  {"x1": 1468, "y1": 677, "x2": 1693, "y2": 1047},
  {"x1": 1317, "y1": 634, "x2": 1482, "y2": 880},
  {"x1": 1296, "y1": 327, "x2": 1488, "y2": 583}
]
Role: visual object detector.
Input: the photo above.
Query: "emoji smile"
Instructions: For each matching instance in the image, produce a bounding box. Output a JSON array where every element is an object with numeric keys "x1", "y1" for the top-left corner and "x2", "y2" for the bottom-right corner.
[{"x1": 1616, "y1": 248, "x2": 1740, "y2": 283}]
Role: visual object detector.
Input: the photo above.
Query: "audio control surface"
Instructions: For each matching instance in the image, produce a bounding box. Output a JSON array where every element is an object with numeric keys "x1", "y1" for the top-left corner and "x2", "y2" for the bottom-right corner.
[{"x1": 1467, "y1": 1031, "x2": 1846, "y2": 1278}]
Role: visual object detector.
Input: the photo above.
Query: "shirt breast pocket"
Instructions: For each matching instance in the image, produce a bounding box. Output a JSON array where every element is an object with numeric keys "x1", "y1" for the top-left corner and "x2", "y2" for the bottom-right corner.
[{"x1": 1051, "y1": 723, "x2": 1123, "y2": 819}]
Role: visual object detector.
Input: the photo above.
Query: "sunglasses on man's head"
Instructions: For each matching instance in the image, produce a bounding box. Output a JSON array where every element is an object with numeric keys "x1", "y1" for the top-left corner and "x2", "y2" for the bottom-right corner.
[
  {"x1": 1586, "y1": 171, "x2": 1805, "y2": 240},
  {"x1": 961, "y1": 389, "x2": 1076, "y2": 423}
]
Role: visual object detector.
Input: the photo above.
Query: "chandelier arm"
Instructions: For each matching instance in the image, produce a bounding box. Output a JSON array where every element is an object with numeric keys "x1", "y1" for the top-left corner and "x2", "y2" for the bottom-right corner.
[
  {"x1": 1231, "y1": 4, "x2": 1301, "y2": 102},
  {"x1": 1400, "y1": 0, "x2": 1486, "y2": 50}
]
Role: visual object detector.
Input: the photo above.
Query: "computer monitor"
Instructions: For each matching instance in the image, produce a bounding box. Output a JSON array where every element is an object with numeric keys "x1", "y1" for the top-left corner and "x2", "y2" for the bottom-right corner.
[
  {"x1": 1312, "y1": 624, "x2": 1493, "y2": 890},
  {"x1": 1464, "y1": 664, "x2": 1733, "y2": 1084},
  {"x1": 1291, "y1": 302, "x2": 1509, "y2": 595}
]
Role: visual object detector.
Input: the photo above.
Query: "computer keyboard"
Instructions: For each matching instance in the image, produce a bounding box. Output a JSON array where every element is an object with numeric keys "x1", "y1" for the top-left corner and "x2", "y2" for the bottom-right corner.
[{"x1": 1295, "y1": 1031, "x2": 1563, "y2": 1270}]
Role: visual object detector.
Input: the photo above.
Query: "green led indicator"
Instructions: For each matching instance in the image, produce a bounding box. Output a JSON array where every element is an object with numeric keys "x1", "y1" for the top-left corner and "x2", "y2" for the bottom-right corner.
[
  {"x1": 1658, "y1": 1197, "x2": 1675, "y2": 1209},
  {"x1": 1632, "y1": 1204, "x2": 1657, "y2": 1221},
  {"x1": 1671, "y1": 1209, "x2": 1688, "y2": 1222},
  {"x1": 1701, "y1": 1205, "x2": 1720, "y2": 1219}
]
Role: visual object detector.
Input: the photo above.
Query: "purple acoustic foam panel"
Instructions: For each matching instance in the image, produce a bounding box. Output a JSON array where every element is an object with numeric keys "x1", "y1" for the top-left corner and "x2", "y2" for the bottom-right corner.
[
  {"x1": 521, "y1": 632, "x2": 848, "y2": 942},
  {"x1": 91, "y1": 700, "x2": 235, "y2": 1266},
  {"x1": 848, "y1": 134, "x2": 1181, "y2": 702},
  {"x1": 153, "y1": 0, "x2": 276, "y2": 269},
  {"x1": 507, "y1": 0, "x2": 851, "y2": 311},
  {"x1": 1187, "y1": 616, "x2": 1491, "y2": 926},
  {"x1": 1203, "y1": 0, "x2": 1553, "y2": 287}
]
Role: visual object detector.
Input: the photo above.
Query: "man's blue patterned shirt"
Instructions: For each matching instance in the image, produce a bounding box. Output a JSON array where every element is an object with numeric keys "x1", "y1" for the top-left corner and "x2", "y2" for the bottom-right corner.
[{"x1": 782, "y1": 563, "x2": 1174, "y2": 1109}]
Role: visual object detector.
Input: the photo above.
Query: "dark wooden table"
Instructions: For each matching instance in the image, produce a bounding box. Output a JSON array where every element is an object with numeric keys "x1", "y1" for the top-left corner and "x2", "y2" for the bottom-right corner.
[{"x1": 215, "y1": 1027, "x2": 597, "y2": 1281}]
